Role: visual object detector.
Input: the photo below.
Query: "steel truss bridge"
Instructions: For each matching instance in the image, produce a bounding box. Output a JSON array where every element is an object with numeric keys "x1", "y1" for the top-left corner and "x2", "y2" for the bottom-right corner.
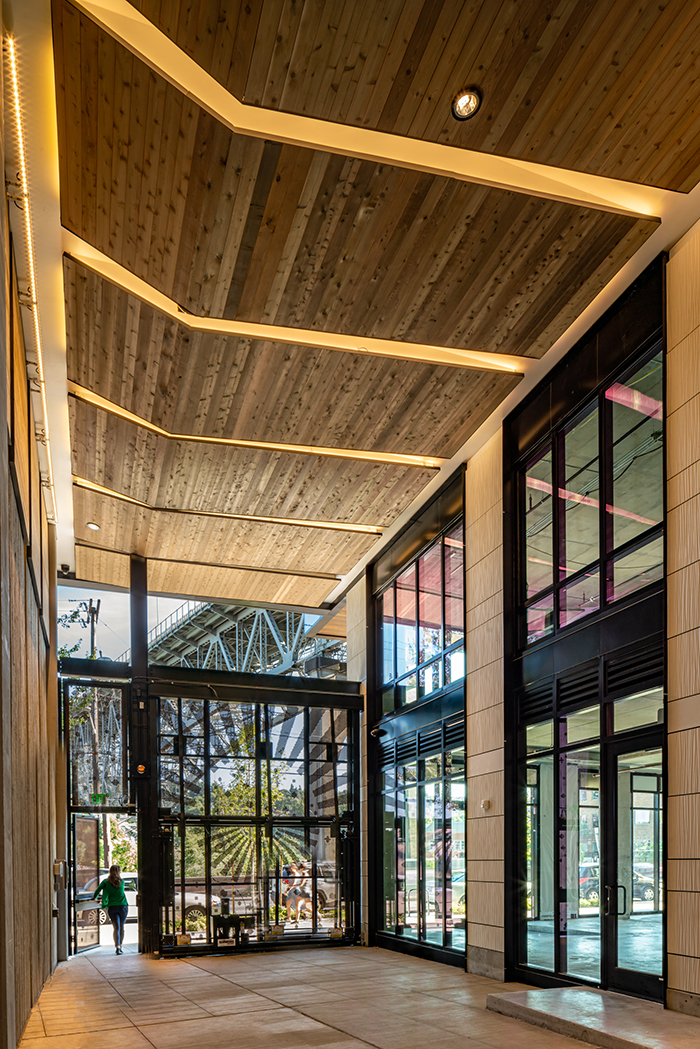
[{"x1": 121, "y1": 602, "x2": 346, "y2": 679}]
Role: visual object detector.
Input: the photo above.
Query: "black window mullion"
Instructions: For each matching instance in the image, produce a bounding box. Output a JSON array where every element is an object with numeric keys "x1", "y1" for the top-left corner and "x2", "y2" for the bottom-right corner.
[{"x1": 602, "y1": 388, "x2": 613, "y2": 603}]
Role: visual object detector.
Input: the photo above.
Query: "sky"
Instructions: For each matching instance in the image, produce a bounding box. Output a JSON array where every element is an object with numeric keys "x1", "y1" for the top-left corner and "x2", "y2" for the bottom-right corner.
[{"x1": 57, "y1": 586, "x2": 191, "y2": 660}]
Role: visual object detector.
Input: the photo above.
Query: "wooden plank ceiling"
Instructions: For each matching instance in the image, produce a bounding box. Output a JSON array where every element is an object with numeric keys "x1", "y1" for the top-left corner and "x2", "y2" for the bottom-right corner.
[
  {"x1": 130, "y1": 0, "x2": 700, "y2": 192},
  {"x1": 52, "y1": 0, "x2": 673, "y2": 606}
]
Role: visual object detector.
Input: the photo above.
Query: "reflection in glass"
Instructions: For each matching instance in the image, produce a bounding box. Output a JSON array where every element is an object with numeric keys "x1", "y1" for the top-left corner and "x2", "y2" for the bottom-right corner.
[
  {"x1": 419, "y1": 660, "x2": 442, "y2": 699},
  {"x1": 608, "y1": 536, "x2": 663, "y2": 603},
  {"x1": 381, "y1": 588, "x2": 395, "y2": 684},
  {"x1": 400, "y1": 786, "x2": 419, "y2": 939},
  {"x1": 209, "y1": 703, "x2": 255, "y2": 756},
  {"x1": 613, "y1": 688, "x2": 664, "y2": 733},
  {"x1": 563, "y1": 748, "x2": 601, "y2": 982},
  {"x1": 446, "y1": 775, "x2": 466, "y2": 950},
  {"x1": 525, "y1": 445, "x2": 553, "y2": 599},
  {"x1": 68, "y1": 685, "x2": 128, "y2": 807},
  {"x1": 560, "y1": 406, "x2": 599, "y2": 578},
  {"x1": 423, "y1": 780, "x2": 442, "y2": 945},
  {"x1": 419, "y1": 544, "x2": 442, "y2": 665},
  {"x1": 559, "y1": 570, "x2": 600, "y2": 628},
  {"x1": 396, "y1": 565, "x2": 417, "y2": 676},
  {"x1": 616, "y1": 749, "x2": 663, "y2": 975},
  {"x1": 561, "y1": 705, "x2": 599, "y2": 746},
  {"x1": 396, "y1": 674, "x2": 417, "y2": 706},
  {"x1": 210, "y1": 758, "x2": 256, "y2": 816},
  {"x1": 526, "y1": 594, "x2": 554, "y2": 644},
  {"x1": 526, "y1": 720, "x2": 553, "y2": 754},
  {"x1": 445, "y1": 647, "x2": 465, "y2": 684},
  {"x1": 382, "y1": 791, "x2": 396, "y2": 932},
  {"x1": 524, "y1": 753, "x2": 555, "y2": 970},
  {"x1": 608, "y1": 352, "x2": 663, "y2": 551},
  {"x1": 382, "y1": 687, "x2": 394, "y2": 713},
  {"x1": 445, "y1": 526, "x2": 465, "y2": 646}
]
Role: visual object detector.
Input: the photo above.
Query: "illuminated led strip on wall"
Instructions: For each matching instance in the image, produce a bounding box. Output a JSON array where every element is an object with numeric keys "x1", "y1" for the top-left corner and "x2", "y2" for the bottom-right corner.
[
  {"x1": 73, "y1": 475, "x2": 385, "y2": 534},
  {"x1": 6, "y1": 36, "x2": 57, "y2": 521},
  {"x1": 68, "y1": 381, "x2": 445, "y2": 469}
]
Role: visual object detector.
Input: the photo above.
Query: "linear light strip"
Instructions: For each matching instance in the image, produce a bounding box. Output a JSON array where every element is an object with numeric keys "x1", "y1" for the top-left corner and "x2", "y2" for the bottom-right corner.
[
  {"x1": 7, "y1": 36, "x2": 57, "y2": 522},
  {"x1": 73, "y1": 476, "x2": 384, "y2": 534},
  {"x1": 63, "y1": 231, "x2": 528, "y2": 375},
  {"x1": 75, "y1": 0, "x2": 670, "y2": 220},
  {"x1": 68, "y1": 381, "x2": 445, "y2": 469}
]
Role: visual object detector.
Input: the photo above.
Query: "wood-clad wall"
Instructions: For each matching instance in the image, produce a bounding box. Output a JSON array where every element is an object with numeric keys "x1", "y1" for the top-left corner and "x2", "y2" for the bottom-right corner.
[
  {"x1": 465, "y1": 433, "x2": 505, "y2": 979},
  {"x1": 0, "y1": 117, "x2": 58, "y2": 1049},
  {"x1": 665, "y1": 220, "x2": 700, "y2": 1016}
]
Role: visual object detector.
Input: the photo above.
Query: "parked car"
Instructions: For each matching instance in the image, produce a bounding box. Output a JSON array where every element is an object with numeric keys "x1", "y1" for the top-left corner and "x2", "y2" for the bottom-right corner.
[
  {"x1": 632, "y1": 870, "x2": 657, "y2": 901},
  {"x1": 579, "y1": 864, "x2": 600, "y2": 902},
  {"x1": 84, "y1": 871, "x2": 220, "y2": 924}
]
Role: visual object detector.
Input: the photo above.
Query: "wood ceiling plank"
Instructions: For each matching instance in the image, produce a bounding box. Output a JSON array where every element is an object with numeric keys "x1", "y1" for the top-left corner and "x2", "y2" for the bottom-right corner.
[
  {"x1": 146, "y1": 558, "x2": 334, "y2": 607},
  {"x1": 75, "y1": 545, "x2": 131, "y2": 589},
  {"x1": 126, "y1": 0, "x2": 700, "y2": 191}
]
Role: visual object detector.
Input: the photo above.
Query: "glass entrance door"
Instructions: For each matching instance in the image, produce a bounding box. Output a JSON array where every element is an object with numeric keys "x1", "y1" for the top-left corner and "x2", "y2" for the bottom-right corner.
[{"x1": 603, "y1": 739, "x2": 663, "y2": 1000}]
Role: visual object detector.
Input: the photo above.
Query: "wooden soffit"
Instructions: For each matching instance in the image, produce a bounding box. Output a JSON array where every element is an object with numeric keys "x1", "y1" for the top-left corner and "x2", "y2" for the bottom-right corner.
[{"x1": 129, "y1": 0, "x2": 700, "y2": 192}]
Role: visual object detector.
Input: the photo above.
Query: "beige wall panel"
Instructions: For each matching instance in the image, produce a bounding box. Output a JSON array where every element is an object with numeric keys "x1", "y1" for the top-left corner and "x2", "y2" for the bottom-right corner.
[
  {"x1": 668, "y1": 235, "x2": 700, "y2": 349},
  {"x1": 466, "y1": 549, "x2": 503, "y2": 610},
  {"x1": 667, "y1": 328, "x2": 700, "y2": 415},
  {"x1": 466, "y1": 434, "x2": 502, "y2": 528},
  {"x1": 466, "y1": 592, "x2": 503, "y2": 634},
  {"x1": 668, "y1": 954, "x2": 700, "y2": 995},
  {"x1": 468, "y1": 748, "x2": 504, "y2": 779},
  {"x1": 667, "y1": 563, "x2": 700, "y2": 639},
  {"x1": 668, "y1": 630, "x2": 700, "y2": 702},
  {"x1": 467, "y1": 815, "x2": 504, "y2": 861},
  {"x1": 467, "y1": 618, "x2": 502, "y2": 673},
  {"x1": 467, "y1": 881, "x2": 504, "y2": 929},
  {"x1": 346, "y1": 579, "x2": 367, "y2": 684},
  {"x1": 467, "y1": 921, "x2": 504, "y2": 953},
  {"x1": 466, "y1": 503, "x2": 502, "y2": 569},
  {"x1": 667, "y1": 497, "x2": 700, "y2": 574},
  {"x1": 668, "y1": 729, "x2": 700, "y2": 797},
  {"x1": 467, "y1": 659, "x2": 504, "y2": 716},
  {"x1": 667, "y1": 395, "x2": 700, "y2": 479},
  {"x1": 467, "y1": 706, "x2": 503, "y2": 757},
  {"x1": 668, "y1": 860, "x2": 700, "y2": 893},
  {"x1": 668, "y1": 796, "x2": 700, "y2": 861},
  {"x1": 466, "y1": 771, "x2": 504, "y2": 820},
  {"x1": 468, "y1": 860, "x2": 504, "y2": 883},
  {"x1": 668, "y1": 890, "x2": 700, "y2": 958},
  {"x1": 668, "y1": 696, "x2": 700, "y2": 734},
  {"x1": 668, "y1": 462, "x2": 700, "y2": 513}
]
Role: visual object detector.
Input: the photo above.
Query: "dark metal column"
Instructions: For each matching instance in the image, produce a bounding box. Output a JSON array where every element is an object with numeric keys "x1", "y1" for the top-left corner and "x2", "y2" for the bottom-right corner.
[{"x1": 130, "y1": 555, "x2": 159, "y2": 954}]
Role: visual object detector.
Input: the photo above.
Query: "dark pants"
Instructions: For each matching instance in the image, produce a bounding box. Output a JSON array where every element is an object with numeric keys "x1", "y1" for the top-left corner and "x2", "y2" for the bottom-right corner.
[{"x1": 108, "y1": 905, "x2": 128, "y2": 946}]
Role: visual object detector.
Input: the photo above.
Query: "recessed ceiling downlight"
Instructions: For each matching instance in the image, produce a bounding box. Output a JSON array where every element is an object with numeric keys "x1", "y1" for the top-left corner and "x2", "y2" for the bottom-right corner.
[
  {"x1": 452, "y1": 89, "x2": 481, "y2": 120},
  {"x1": 86, "y1": 521, "x2": 101, "y2": 531}
]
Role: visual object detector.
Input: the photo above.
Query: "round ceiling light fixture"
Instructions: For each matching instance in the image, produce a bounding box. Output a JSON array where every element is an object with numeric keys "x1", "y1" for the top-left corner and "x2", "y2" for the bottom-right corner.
[
  {"x1": 451, "y1": 88, "x2": 481, "y2": 121},
  {"x1": 86, "y1": 521, "x2": 101, "y2": 531}
]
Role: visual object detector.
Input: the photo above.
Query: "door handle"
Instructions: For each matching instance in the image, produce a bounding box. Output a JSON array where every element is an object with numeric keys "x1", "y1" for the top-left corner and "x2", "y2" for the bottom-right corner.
[{"x1": 617, "y1": 884, "x2": 627, "y2": 915}]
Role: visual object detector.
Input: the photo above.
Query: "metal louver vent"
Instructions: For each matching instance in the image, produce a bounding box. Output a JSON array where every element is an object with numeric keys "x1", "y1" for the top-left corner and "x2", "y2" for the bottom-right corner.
[
  {"x1": 418, "y1": 726, "x2": 443, "y2": 757},
  {"x1": 519, "y1": 682, "x2": 553, "y2": 721},
  {"x1": 558, "y1": 664, "x2": 599, "y2": 710},
  {"x1": 606, "y1": 644, "x2": 664, "y2": 696},
  {"x1": 377, "y1": 740, "x2": 395, "y2": 767},
  {"x1": 444, "y1": 719, "x2": 465, "y2": 750},
  {"x1": 395, "y1": 734, "x2": 417, "y2": 764}
]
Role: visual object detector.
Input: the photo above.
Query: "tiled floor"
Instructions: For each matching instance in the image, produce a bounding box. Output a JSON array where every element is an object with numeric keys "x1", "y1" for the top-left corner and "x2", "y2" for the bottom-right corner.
[{"x1": 19, "y1": 944, "x2": 602, "y2": 1049}]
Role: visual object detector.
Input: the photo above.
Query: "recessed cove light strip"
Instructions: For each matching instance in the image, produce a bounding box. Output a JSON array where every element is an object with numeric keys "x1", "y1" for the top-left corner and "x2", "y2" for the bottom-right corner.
[
  {"x1": 72, "y1": 476, "x2": 385, "y2": 535},
  {"x1": 67, "y1": 381, "x2": 445, "y2": 469},
  {"x1": 6, "y1": 36, "x2": 57, "y2": 522}
]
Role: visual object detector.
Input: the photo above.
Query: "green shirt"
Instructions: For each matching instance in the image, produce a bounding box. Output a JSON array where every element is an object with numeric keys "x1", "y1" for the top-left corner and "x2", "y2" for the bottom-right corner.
[{"x1": 93, "y1": 878, "x2": 128, "y2": 908}]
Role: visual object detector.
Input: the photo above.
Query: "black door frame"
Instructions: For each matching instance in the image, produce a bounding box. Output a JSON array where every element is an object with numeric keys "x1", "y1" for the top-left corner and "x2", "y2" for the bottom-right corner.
[{"x1": 601, "y1": 728, "x2": 665, "y2": 1001}]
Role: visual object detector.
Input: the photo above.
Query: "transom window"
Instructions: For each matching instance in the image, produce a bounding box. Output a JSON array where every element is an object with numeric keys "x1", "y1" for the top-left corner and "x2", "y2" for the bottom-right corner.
[
  {"x1": 378, "y1": 522, "x2": 465, "y2": 712},
  {"x1": 521, "y1": 347, "x2": 663, "y2": 645}
]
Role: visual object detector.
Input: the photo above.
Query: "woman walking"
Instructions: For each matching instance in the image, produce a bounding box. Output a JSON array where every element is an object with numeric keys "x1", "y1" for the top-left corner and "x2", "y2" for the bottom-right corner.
[{"x1": 92, "y1": 865, "x2": 129, "y2": 954}]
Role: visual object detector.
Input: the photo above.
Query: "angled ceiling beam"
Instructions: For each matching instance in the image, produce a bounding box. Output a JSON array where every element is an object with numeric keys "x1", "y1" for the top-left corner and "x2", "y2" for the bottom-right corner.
[
  {"x1": 67, "y1": 380, "x2": 446, "y2": 469},
  {"x1": 73, "y1": 0, "x2": 672, "y2": 220},
  {"x1": 63, "y1": 231, "x2": 529, "y2": 375},
  {"x1": 73, "y1": 475, "x2": 385, "y2": 534}
]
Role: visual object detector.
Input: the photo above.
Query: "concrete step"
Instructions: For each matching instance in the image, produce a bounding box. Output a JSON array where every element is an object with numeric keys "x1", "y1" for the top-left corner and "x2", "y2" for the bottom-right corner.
[{"x1": 486, "y1": 987, "x2": 700, "y2": 1049}]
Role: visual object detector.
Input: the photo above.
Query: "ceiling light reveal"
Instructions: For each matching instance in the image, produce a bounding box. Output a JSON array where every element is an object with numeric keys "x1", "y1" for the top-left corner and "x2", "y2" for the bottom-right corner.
[{"x1": 452, "y1": 88, "x2": 481, "y2": 120}]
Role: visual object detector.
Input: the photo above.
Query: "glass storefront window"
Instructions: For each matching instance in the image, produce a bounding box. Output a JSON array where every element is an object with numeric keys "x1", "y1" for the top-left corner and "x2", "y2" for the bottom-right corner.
[
  {"x1": 561, "y1": 705, "x2": 599, "y2": 746},
  {"x1": 607, "y1": 352, "x2": 663, "y2": 552},
  {"x1": 525, "y1": 445, "x2": 554, "y2": 599},
  {"x1": 559, "y1": 569, "x2": 600, "y2": 628},
  {"x1": 377, "y1": 521, "x2": 465, "y2": 710},
  {"x1": 560, "y1": 406, "x2": 599, "y2": 579},
  {"x1": 526, "y1": 720, "x2": 553, "y2": 754},
  {"x1": 524, "y1": 752, "x2": 555, "y2": 971},
  {"x1": 563, "y1": 749, "x2": 601, "y2": 982},
  {"x1": 519, "y1": 345, "x2": 663, "y2": 647},
  {"x1": 613, "y1": 688, "x2": 664, "y2": 733}
]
